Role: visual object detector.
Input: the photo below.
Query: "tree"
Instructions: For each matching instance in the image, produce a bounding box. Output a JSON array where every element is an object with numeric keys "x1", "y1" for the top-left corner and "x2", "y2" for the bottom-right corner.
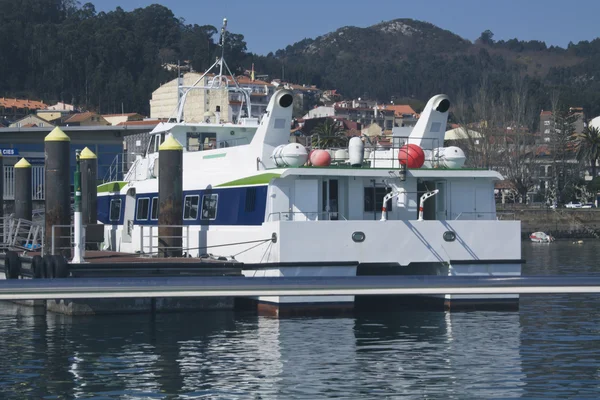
[
  {"x1": 575, "y1": 183, "x2": 593, "y2": 203},
  {"x1": 310, "y1": 118, "x2": 347, "y2": 148},
  {"x1": 573, "y1": 126, "x2": 600, "y2": 178},
  {"x1": 497, "y1": 73, "x2": 539, "y2": 202},
  {"x1": 551, "y1": 109, "x2": 579, "y2": 201},
  {"x1": 451, "y1": 76, "x2": 505, "y2": 170},
  {"x1": 479, "y1": 30, "x2": 495, "y2": 45}
]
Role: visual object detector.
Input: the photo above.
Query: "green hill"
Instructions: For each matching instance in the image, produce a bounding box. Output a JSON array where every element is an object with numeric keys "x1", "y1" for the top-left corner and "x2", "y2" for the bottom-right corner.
[{"x1": 2, "y1": 2, "x2": 600, "y2": 120}]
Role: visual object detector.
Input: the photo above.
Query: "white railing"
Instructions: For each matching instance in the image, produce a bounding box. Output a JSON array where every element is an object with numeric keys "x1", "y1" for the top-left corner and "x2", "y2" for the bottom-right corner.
[
  {"x1": 51, "y1": 224, "x2": 77, "y2": 256},
  {"x1": 3, "y1": 165, "x2": 45, "y2": 200},
  {"x1": 103, "y1": 153, "x2": 140, "y2": 183},
  {"x1": 453, "y1": 212, "x2": 516, "y2": 221},
  {"x1": 0, "y1": 216, "x2": 44, "y2": 252},
  {"x1": 308, "y1": 135, "x2": 447, "y2": 169},
  {"x1": 139, "y1": 225, "x2": 191, "y2": 257},
  {"x1": 267, "y1": 211, "x2": 348, "y2": 221}
]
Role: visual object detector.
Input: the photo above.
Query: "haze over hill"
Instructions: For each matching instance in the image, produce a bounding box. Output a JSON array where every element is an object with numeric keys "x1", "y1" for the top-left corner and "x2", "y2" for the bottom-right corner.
[{"x1": 2, "y1": 1, "x2": 600, "y2": 120}]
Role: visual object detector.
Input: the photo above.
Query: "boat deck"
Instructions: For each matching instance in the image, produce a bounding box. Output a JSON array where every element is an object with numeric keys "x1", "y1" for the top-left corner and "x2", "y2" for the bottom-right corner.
[{"x1": 14, "y1": 251, "x2": 236, "y2": 264}]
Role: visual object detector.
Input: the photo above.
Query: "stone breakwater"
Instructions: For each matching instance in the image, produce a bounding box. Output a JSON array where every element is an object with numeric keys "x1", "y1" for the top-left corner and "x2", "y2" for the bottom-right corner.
[{"x1": 500, "y1": 208, "x2": 600, "y2": 240}]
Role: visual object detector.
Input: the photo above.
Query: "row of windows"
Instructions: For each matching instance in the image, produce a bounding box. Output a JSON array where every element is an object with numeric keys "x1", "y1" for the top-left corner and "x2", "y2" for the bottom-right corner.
[
  {"x1": 108, "y1": 188, "x2": 259, "y2": 223},
  {"x1": 136, "y1": 194, "x2": 219, "y2": 221},
  {"x1": 108, "y1": 194, "x2": 220, "y2": 222},
  {"x1": 109, "y1": 186, "x2": 389, "y2": 222}
]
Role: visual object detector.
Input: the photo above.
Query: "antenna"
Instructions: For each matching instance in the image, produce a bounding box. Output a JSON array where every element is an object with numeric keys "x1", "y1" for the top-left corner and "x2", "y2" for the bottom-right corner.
[
  {"x1": 170, "y1": 18, "x2": 253, "y2": 123},
  {"x1": 218, "y1": 18, "x2": 227, "y2": 78}
]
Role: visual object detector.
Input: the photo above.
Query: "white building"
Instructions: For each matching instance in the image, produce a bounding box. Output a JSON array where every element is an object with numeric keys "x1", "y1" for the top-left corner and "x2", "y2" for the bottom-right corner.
[{"x1": 150, "y1": 73, "x2": 275, "y2": 123}]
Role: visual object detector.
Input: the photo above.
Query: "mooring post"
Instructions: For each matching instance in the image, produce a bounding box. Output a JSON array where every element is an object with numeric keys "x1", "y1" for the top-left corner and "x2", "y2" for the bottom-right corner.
[
  {"x1": 79, "y1": 147, "x2": 97, "y2": 227},
  {"x1": 0, "y1": 153, "x2": 4, "y2": 242},
  {"x1": 72, "y1": 150, "x2": 84, "y2": 264},
  {"x1": 14, "y1": 158, "x2": 32, "y2": 222},
  {"x1": 158, "y1": 134, "x2": 183, "y2": 258},
  {"x1": 44, "y1": 127, "x2": 71, "y2": 257},
  {"x1": 0, "y1": 153, "x2": 4, "y2": 220}
]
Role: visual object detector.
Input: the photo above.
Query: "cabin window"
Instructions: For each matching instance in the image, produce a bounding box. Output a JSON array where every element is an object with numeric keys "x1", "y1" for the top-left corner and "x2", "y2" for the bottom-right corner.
[
  {"x1": 201, "y1": 194, "x2": 218, "y2": 220},
  {"x1": 183, "y1": 195, "x2": 200, "y2": 220},
  {"x1": 186, "y1": 132, "x2": 200, "y2": 151},
  {"x1": 109, "y1": 199, "x2": 122, "y2": 222},
  {"x1": 187, "y1": 132, "x2": 217, "y2": 151},
  {"x1": 136, "y1": 198, "x2": 150, "y2": 220},
  {"x1": 364, "y1": 187, "x2": 391, "y2": 212},
  {"x1": 245, "y1": 187, "x2": 257, "y2": 212},
  {"x1": 150, "y1": 197, "x2": 158, "y2": 220}
]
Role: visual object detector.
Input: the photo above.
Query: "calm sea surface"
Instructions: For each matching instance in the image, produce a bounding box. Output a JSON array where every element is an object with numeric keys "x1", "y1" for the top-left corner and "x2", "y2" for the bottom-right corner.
[{"x1": 0, "y1": 241, "x2": 599, "y2": 399}]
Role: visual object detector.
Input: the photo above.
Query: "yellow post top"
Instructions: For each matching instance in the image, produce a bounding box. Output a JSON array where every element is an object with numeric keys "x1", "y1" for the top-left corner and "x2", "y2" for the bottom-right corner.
[
  {"x1": 14, "y1": 158, "x2": 31, "y2": 168},
  {"x1": 159, "y1": 134, "x2": 183, "y2": 151},
  {"x1": 79, "y1": 147, "x2": 97, "y2": 160},
  {"x1": 44, "y1": 126, "x2": 71, "y2": 142}
]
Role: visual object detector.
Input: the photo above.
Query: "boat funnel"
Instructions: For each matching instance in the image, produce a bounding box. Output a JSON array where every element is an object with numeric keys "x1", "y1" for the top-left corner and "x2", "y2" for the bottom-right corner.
[{"x1": 408, "y1": 94, "x2": 450, "y2": 151}]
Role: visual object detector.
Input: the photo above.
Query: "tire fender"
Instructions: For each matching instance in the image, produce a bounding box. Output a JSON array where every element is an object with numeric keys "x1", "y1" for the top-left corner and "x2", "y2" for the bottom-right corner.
[
  {"x1": 53, "y1": 255, "x2": 69, "y2": 278},
  {"x1": 43, "y1": 255, "x2": 55, "y2": 279},
  {"x1": 5, "y1": 251, "x2": 21, "y2": 279},
  {"x1": 31, "y1": 255, "x2": 44, "y2": 279}
]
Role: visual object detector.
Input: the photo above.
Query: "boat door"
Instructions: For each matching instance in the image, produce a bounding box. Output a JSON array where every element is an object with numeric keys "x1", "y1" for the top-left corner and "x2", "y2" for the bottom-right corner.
[
  {"x1": 293, "y1": 179, "x2": 318, "y2": 221},
  {"x1": 435, "y1": 181, "x2": 447, "y2": 220},
  {"x1": 322, "y1": 179, "x2": 339, "y2": 220},
  {"x1": 122, "y1": 188, "x2": 136, "y2": 243},
  {"x1": 153, "y1": 133, "x2": 165, "y2": 153}
]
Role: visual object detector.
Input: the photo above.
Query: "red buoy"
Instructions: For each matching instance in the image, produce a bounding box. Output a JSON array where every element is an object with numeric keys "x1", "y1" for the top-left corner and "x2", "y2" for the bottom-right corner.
[
  {"x1": 310, "y1": 149, "x2": 331, "y2": 167},
  {"x1": 398, "y1": 144, "x2": 425, "y2": 168}
]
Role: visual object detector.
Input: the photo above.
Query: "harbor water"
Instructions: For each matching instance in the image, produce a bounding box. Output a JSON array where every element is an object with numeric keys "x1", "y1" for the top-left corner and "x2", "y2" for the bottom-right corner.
[{"x1": 0, "y1": 241, "x2": 599, "y2": 398}]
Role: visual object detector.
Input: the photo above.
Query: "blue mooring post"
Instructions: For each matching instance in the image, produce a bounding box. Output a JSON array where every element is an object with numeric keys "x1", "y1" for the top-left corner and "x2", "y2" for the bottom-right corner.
[{"x1": 72, "y1": 150, "x2": 84, "y2": 263}]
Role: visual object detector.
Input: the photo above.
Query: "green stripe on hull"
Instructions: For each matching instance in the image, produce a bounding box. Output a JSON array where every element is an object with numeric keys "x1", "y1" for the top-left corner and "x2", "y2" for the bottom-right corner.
[
  {"x1": 97, "y1": 181, "x2": 127, "y2": 193},
  {"x1": 203, "y1": 153, "x2": 227, "y2": 159},
  {"x1": 216, "y1": 173, "x2": 281, "y2": 187}
]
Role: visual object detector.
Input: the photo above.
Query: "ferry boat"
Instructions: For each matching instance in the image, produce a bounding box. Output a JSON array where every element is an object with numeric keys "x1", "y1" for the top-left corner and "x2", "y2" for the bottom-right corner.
[{"x1": 96, "y1": 20, "x2": 522, "y2": 313}]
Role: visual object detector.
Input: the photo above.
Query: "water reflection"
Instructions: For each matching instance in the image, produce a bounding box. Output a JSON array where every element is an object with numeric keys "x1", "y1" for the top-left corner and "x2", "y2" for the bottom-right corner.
[
  {"x1": 520, "y1": 241, "x2": 600, "y2": 398},
  {"x1": 0, "y1": 241, "x2": 598, "y2": 398},
  {"x1": 352, "y1": 311, "x2": 523, "y2": 398}
]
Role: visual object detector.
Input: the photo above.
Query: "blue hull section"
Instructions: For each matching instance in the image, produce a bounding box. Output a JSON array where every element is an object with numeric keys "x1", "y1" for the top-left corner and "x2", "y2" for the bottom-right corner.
[{"x1": 98, "y1": 185, "x2": 268, "y2": 226}]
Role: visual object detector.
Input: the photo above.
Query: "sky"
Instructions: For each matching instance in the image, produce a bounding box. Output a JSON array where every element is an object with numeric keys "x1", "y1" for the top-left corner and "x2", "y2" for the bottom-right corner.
[{"x1": 93, "y1": 0, "x2": 600, "y2": 55}]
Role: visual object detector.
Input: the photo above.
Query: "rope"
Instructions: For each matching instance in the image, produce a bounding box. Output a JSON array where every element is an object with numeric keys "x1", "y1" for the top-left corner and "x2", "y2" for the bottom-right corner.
[
  {"x1": 231, "y1": 239, "x2": 271, "y2": 258},
  {"x1": 260, "y1": 241, "x2": 273, "y2": 263},
  {"x1": 141, "y1": 237, "x2": 274, "y2": 257}
]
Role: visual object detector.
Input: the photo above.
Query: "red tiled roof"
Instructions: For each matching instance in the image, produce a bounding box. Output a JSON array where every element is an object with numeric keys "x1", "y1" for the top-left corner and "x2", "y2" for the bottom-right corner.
[
  {"x1": 65, "y1": 112, "x2": 103, "y2": 123},
  {"x1": 495, "y1": 180, "x2": 515, "y2": 190},
  {"x1": 102, "y1": 113, "x2": 143, "y2": 117},
  {"x1": 380, "y1": 104, "x2": 417, "y2": 116},
  {"x1": 0, "y1": 98, "x2": 47, "y2": 110},
  {"x1": 540, "y1": 111, "x2": 552, "y2": 116}
]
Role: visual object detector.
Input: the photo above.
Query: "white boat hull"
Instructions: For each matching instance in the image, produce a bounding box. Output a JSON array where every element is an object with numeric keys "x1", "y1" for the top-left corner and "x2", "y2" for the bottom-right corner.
[{"x1": 103, "y1": 219, "x2": 522, "y2": 309}]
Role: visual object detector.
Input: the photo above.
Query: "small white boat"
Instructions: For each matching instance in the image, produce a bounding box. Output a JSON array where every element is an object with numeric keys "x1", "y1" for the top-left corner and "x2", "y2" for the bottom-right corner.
[{"x1": 530, "y1": 232, "x2": 554, "y2": 243}]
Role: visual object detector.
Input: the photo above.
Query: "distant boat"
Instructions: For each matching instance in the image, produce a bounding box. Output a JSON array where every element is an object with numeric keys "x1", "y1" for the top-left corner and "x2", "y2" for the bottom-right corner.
[{"x1": 530, "y1": 232, "x2": 554, "y2": 243}]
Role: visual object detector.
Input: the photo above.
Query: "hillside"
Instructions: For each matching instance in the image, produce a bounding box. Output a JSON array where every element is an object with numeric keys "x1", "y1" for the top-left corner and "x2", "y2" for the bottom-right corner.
[
  {"x1": 255, "y1": 18, "x2": 600, "y2": 117},
  {"x1": 2, "y1": 2, "x2": 600, "y2": 119}
]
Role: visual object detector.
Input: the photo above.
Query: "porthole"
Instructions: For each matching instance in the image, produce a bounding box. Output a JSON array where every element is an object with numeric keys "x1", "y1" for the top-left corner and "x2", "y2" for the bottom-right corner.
[
  {"x1": 443, "y1": 231, "x2": 456, "y2": 242},
  {"x1": 352, "y1": 231, "x2": 366, "y2": 243}
]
